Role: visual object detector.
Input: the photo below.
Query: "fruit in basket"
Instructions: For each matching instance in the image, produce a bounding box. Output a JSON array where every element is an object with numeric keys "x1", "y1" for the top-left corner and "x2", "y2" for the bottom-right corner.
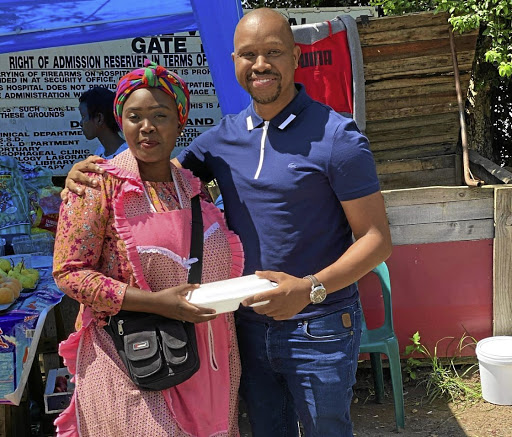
[
  {"x1": 7, "y1": 260, "x2": 39, "y2": 289},
  {"x1": 0, "y1": 258, "x2": 11, "y2": 273},
  {"x1": 0, "y1": 277, "x2": 22, "y2": 298},
  {"x1": 9, "y1": 270, "x2": 37, "y2": 289},
  {"x1": 8, "y1": 278, "x2": 22, "y2": 298},
  {"x1": 0, "y1": 286, "x2": 14, "y2": 304},
  {"x1": 23, "y1": 267, "x2": 39, "y2": 280},
  {"x1": 13, "y1": 261, "x2": 22, "y2": 273}
]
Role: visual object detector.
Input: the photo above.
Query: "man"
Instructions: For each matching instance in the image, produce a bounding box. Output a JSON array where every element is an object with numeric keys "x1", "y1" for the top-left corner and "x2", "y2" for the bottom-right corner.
[
  {"x1": 78, "y1": 87, "x2": 128, "y2": 159},
  {"x1": 64, "y1": 8, "x2": 391, "y2": 437}
]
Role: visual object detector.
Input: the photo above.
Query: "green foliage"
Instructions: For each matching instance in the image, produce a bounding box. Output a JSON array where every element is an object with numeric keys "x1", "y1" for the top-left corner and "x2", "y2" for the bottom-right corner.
[
  {"x1": 403, "y1": 332, "x2": 482, "y2": 403},
  {"x1": 370, "y1": 0, "x2": 435, "y2": 15},
  {"x1": 370, "y1": 0, "x2": 512, "y2": 78}
]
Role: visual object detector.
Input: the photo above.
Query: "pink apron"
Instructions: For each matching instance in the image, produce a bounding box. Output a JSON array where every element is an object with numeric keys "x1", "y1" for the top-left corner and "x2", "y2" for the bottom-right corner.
[{"x1": 115, "y1": 166, "x2": 233, "y2": 436}]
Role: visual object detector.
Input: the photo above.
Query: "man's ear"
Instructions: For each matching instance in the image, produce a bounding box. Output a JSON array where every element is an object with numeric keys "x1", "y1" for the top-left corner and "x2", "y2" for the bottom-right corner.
[
  {"x1": 178, "y1": 123, "x2": 185, "y2": 135},
  {"x1": 293, "y1": 45, "x2": 301, "y2": 69},
  {"x1": 96, "y1": 113, "x2": 104, "y2": 126}
]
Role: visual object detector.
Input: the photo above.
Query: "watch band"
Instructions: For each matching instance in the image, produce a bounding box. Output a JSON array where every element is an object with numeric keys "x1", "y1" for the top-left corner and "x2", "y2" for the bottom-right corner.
[{"x1": 304, "y1": 274, "x2": 321, "y2": 288}]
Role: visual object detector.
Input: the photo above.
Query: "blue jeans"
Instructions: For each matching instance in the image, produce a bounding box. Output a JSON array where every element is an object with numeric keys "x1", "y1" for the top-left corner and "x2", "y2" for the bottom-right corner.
[{"x1": 236, "y1": 301, "x2": 362, "y2": 437}]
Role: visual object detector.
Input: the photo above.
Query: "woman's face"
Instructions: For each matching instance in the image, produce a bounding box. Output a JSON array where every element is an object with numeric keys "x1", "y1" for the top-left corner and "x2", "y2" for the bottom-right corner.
[{"x1": 122, "y1": 87, "x2": 182, "y2": 171}]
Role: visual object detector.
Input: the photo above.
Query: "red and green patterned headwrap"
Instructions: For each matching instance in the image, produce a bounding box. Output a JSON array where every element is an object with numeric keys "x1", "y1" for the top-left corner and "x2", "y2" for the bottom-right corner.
[{"x1": 114, "y1": 59, "x2": 190, "y2": 130}]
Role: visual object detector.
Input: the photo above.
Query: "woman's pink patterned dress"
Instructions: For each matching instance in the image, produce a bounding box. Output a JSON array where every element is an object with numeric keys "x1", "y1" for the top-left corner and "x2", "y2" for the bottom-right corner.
[{"x1": 53, "y1": 150, "x2": 244, "y2": 437}]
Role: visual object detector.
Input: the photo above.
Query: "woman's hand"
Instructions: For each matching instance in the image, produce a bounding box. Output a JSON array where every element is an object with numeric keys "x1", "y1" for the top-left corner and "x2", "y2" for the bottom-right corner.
[
  {"x1": 154, "y1": 284, "x2": 217, "y2": 323},
  {"x1": 60, "y1": 156, "x2": 105, "y2": 202},
  {"x1": 123, "y1": 284, "x2": 217, "y2": 324}
]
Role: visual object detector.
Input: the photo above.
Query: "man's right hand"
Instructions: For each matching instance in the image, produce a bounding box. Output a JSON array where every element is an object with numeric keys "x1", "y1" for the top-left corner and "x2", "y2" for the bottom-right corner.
[{"x1": 61, "y1": 155, "x2": 105, "y2": 202}]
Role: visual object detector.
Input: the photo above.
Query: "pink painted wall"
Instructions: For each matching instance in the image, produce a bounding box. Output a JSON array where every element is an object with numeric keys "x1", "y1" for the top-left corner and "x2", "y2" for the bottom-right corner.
[{"x1": 358, "y1": 239, "x2": 493, "y2": 358}]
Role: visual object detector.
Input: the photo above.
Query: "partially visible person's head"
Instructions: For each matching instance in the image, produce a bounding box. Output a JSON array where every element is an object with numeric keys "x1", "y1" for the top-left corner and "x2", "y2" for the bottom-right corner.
[
  {"x1": 232, "y1": 8, "x2": 300, "y2": 115},
  {"x1": 78, "y1": 87, "x2": 119, "y2": 140},
  {"x1": 113, "y1": 60, "x2": 190, "y2": 171}
]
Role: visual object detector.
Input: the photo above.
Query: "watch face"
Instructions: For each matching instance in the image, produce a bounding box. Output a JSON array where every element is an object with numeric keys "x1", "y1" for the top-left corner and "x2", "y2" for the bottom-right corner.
[{"x1": 310, "y1": 285, "x2": 327, "y2": 304}]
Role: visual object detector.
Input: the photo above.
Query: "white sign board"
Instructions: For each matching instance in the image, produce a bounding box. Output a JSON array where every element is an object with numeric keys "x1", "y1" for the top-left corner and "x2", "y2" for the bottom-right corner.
[{"x1": 0, "y1": 7, "x2": 376, "y2": 176}]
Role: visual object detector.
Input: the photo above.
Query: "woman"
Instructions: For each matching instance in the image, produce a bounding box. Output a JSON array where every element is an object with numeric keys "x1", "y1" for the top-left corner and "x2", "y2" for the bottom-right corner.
[{"x1": 53, "y1": 60, "x2": 244, "y2": 437}]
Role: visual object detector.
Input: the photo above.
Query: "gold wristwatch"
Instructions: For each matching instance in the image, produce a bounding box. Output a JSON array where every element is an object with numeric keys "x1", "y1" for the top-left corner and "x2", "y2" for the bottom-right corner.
[{"x1": 303, "y1": 274, "x2": 327, "y2": 304}]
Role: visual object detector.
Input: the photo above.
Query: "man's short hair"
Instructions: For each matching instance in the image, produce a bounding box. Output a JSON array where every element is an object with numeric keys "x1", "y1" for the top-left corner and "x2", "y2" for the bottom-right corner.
[{"x1": 79, "y1": 87, "x2": 120, "y2": 133}]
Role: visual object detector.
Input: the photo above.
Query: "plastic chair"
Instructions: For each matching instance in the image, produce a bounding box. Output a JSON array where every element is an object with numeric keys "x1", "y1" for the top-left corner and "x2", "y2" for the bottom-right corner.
[{"x1": 359, "y1": 262, "x2": 405, "y2": 431}]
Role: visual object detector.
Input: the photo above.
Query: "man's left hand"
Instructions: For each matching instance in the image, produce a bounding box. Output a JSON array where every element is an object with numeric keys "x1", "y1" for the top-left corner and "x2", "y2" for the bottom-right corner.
[{"x1": 242, "y1": 271, "x2": 312, "y2": 320}]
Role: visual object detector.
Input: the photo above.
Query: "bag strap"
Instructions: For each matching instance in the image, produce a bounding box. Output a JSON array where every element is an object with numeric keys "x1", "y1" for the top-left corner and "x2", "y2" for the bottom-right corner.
[{"x1": 187, "y1": 195, "x2": 203, "y2": 284}]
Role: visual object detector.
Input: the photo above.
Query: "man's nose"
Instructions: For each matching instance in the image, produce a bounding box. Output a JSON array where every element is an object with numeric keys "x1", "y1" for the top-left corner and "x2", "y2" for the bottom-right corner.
[{"x1": 253, "y1": 55, "x2": 271, "y2": 71}]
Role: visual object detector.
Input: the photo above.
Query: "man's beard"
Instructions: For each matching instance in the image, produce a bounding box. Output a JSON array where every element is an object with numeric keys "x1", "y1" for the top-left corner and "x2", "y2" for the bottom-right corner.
[{"x1": 247, "y1": 73, "x2": 281, "y2": 104}]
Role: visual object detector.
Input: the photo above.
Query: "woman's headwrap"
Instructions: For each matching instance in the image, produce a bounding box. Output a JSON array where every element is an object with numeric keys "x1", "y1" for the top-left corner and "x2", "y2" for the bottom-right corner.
[{"x1": 113, "y1": 59, "x2": 190, "y2": 130}]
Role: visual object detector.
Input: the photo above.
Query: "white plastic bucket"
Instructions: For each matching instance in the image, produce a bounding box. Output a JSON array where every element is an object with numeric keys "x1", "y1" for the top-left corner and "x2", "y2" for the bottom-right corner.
[{"x1": 476, "y1": 336, "x2": 512, "y2": 405}]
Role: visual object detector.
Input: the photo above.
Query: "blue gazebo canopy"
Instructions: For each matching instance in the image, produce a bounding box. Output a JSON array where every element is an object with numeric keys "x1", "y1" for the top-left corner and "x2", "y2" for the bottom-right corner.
[{"x1": 0, "y1": 0, "x2": 250, "y2": 114}]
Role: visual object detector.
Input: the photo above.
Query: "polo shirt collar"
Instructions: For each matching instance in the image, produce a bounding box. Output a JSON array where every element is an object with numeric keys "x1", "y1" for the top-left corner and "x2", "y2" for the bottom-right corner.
[{"x1": 245, "y1": 83, "x2": 312, "y2": 131}]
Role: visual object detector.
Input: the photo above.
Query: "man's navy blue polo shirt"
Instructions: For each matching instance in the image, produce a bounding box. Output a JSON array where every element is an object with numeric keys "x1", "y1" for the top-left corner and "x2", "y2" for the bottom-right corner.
[{"x1": 178, "y1": 84, "x2": 380, "y2": 320}]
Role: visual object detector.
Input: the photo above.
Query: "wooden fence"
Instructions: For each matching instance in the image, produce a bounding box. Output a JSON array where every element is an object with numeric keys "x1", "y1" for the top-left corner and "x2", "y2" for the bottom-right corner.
[{"x1": 358, "y1": 12, "x2": 479, "y2": 190}]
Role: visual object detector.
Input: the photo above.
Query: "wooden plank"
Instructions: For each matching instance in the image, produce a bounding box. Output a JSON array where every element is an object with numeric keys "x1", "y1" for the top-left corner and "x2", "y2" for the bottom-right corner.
[
  {"x1": 376, "y1": 155, "x2": 455, "y2": 175},
  {"x1": 366, "y1": 112, "x2": 459, "y2": 134},
  {"x1": 363, "y1": 51, "x2": 475, "y2": 80},
  {"x1": 359, "y1": 21, "x2": 451, "y2": 45},
  {"x1": 390, "y1": 219, "x2": 494, "y2": 246},
  {"x1": 367, "y1": 103, "x2": 460, "y2": 123},
  {"x1": 366, "y1": 79, "x2": 461, "y2": 102},
  {"x1": 378, "y1": 167, "x2": 457, "y2": 190},
  {"x1": 361, "y1": 26, "x2": 449, "y2": 48},
  {"x1": 369, "y1": 126, "x2": 458, "y2": 148},
  {"x1": 365, "y1": 73, "x2": 470, "y2": 93},
  {"x1": 386, "y1": 198, "x2": 494, "y2": 226},
  {"x1": 367, "y1": 92, "x2": 459, "y2": 116},
  {"x1": 493, "y1": 187, "x2": 512, "y2": 335},
  {"x1": 370, "y1": 138, "x2": 458, "y2": 154},
  {"x1": 370, "y1": 133, "x2": 459, "y2": 151},
  {"x1": 373, "y1": 143, "x2": 457, "y2": 161},
  {"x1": 382, "y1": 185, "x2": 495, "y2": 207},
  {"x1": 361, "y1": 33, "x2": 478, "y2": 63},
  {"x1": 367, "y1": 87, "x2": 457, "y2": 110},
  {"x1": 358, "y1": 11, "x2": 451, "y2": 35},
  {"x1": 469, "y1": 150, "x2": 512, "y2": 184},
  {"x1": 470, "y1": 161, "x2": 505, "y2": 186}
]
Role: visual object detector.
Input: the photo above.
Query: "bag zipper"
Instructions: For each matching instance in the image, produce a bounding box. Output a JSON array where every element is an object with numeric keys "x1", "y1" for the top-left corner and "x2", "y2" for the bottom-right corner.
[{"x1": 117, "y1": 319, "x2": 125, "y2": 335}]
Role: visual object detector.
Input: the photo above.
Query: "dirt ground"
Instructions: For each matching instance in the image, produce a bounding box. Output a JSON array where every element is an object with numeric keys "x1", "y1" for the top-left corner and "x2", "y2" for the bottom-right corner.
[{"x1": 239, "y1": 366, "x2": 512, "y2": 437}]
